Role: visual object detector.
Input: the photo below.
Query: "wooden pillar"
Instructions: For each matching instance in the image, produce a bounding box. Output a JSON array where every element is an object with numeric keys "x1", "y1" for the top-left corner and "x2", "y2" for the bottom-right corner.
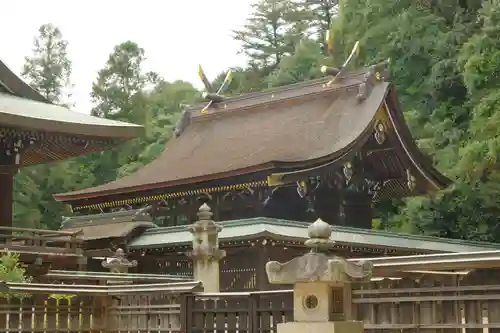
[
  {"x1": 257, "y1": 243, "x2": 269, "y2": 290},
  {"x1": 314, "y1": 186, "x2": 341, "y2": 225},
  {"x1": 342, "y1": 192, "x2": 372, "y2": 229},
  {"x1": 0, "y1": 170, "x2": 14, "y2": 228}
]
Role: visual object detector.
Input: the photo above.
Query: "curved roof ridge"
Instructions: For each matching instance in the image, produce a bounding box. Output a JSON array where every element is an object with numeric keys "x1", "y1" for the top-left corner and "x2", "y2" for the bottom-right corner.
[{"x1": 54, "y1": 78, "x2": 386, "y2": 203}]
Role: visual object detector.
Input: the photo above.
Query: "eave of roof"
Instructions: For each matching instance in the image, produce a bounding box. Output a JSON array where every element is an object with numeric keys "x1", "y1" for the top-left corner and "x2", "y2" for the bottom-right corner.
[
  {"x1": 45, "y1": 270, "x2": 192, "y2": 282},
  {"x1": 0, "y1": 92, "x2": 142, "y2": 138},
  {"x1": 59, "y1": 208, "x2": 157, "y2": 241},
  {"x1": 2, "y1": 281, "x2": 202, "y2": 296},
  {"x1": 0, "y1": 59, "x2": 143, "y2": 144},
  {"x1": 61, "y1": 208, "x2": 153, "y2": 228},
  {"x1": 127, "y1": 217, "x2": 500, "y2": 253},
  {"x1": 383, "y1": 91, "x2": 451, "y2": 189}
]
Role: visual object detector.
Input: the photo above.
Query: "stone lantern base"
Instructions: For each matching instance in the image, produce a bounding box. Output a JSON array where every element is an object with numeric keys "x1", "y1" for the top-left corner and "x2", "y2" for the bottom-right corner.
[{"x1": 266, "y1": 218, "x2": 373, "y2": 333}]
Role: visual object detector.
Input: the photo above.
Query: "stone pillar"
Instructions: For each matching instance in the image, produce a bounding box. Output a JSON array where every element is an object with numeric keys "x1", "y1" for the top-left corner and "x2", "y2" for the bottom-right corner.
[
  {"x1": 101, "y1": 248, "x2": 137, "y2": 284},
  {"x1": 186, "y1": 204, "x2": 226, "y2": 292},
  {"x1": 266, "y1": 218, "x2": 373, "y2": 333}
]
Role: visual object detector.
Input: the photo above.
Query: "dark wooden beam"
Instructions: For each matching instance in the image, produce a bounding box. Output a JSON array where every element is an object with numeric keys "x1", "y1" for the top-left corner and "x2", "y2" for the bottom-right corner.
[{"x1": 0, "y1": 169, "x2": 14, "y2": 229}]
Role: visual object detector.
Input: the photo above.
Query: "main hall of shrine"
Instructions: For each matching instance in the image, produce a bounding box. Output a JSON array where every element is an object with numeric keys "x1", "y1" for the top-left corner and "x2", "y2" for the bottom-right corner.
[{"x1": 2, "y1": 55, "x2": 500, "y2": 291}]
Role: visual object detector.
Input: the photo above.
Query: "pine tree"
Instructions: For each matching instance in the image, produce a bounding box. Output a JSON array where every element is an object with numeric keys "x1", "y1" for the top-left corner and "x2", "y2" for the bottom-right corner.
[
  {"x1": 233, "y1": 0, "x2": 311, "y2": 68},
  {"x1": 85, "y1": 41, "x2": 159, "y2": 183},
  {"x1": 16, "y1": 24, "x2": 79, "y2": 229},
  {"x1": 22, "y1": 24, "x2": 72, "y2": 105}
]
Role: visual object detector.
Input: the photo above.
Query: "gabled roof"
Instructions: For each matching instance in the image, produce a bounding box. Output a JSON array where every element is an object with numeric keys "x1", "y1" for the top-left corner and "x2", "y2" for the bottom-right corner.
[
  {"x1": 128, "y1": 217, "x2": 500, "y2": 254},
  {"x1": 0, "y1": 59, "x2": 143, "y2": 165},
  {"x1": 60, "y1": 208, "x2": 157, "y2": 241},
  {"x1": 54, "y1": 67, "x2": 451, "y2": 208}
]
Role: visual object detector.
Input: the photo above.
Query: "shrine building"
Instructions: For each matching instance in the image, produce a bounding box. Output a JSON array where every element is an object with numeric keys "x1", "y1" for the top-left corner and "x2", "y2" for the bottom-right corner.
[{"x1": 53, "y1": 61, "x2": 500, "y2": 290}]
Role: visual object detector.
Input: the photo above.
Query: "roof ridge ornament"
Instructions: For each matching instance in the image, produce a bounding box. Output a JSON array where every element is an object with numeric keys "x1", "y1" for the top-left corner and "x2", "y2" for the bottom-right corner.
[
  {"x1": 320, "y1": 29, "x2": 360, "y2": 87},
  {"x1": 357, "y1": 58, "x2": 391, "y2": 102},
  {"x1": 174, "y1": 109, "x2": 191, "y2": 138},
  {"x1": 198, "y1": 65, "x2": 233, "y2": 114},
  {"x1": 174, "y1": 65, "x2": 233, "y2": 138}
]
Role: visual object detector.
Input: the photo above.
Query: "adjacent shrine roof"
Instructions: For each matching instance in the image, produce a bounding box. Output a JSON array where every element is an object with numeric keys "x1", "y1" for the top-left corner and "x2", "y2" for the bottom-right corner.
[
  {"x1": 60, "y1": 208, "x2": 157, "y2": 241},
  {"x1": 0, "y1": 59, "x2": 143, "y2": 165},
  {"x1": 55, "y1": 66, "x2": 451, "y2": 209},
  {"x1": 128, "y1": 217, "x2": 500, "y2": 254}
]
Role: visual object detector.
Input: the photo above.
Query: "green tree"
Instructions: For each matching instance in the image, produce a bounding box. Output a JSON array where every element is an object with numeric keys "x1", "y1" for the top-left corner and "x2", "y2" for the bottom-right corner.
[
  {"x1": 91, "y1": 41, "x2": 158, "y2": 123},
  {"x1": 118, "y1": 80, "x2": 199, "y2": 176},
  {"x1": 15, "y1": 24, "x2": 82, "y2": 229},
  {"x1": 83, "y1": 41, "x2": 159, "y2": 184},
  {"x1": 0, "y1": 253, "x2": 31, "y2": 298},
  {"x1": 457, "y1": 0, "x2": 500, "y2": 179},
  {"x1": 299, "y1": 0, "x2": 339, "y2": 52},
  {"x1": 266, "y1": 39, "x2": 324, "y2": 87},
  {"x1": 234, "y1": 0, "x2": 311, "y2": 68},
  {"x1": 21, "y1": 23, "x2": 72, "y2": 105}
]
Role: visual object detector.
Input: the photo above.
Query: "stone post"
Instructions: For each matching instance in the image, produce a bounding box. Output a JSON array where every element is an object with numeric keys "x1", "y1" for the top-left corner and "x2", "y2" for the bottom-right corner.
[
  {"x1": 101, "y1": 248, "x2": 137, "y2": 284},
  {"x1": 265, "y1": 218, "x2": 373, "y2": 333},
  {"x1": 186, "y1": 203, "x2": 226, "y2": 292}
]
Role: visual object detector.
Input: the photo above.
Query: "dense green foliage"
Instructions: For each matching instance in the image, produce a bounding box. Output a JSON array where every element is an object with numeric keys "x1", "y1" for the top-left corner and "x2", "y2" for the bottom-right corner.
[
  {"x1": 0, "y1": 253, "x2": 30, "y2": 298},
  {"x1": 12, "y1": 0, "x2": 500, "y2": 241}
]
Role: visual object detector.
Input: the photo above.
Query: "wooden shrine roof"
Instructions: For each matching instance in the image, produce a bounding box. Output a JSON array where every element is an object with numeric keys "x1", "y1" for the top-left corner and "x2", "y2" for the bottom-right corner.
[
  {"x1": 127, "y1": 217, "x2": 500, "y2": 254},
  {"x1": 54, "y1": 67, "x2": 451, "y2": 208},
  {"x1": 0, "y1": 59, "x2": 143, "y2": 165},
  {"x1": 59, "y1": 208, "x2": 157, "y2": 241}
]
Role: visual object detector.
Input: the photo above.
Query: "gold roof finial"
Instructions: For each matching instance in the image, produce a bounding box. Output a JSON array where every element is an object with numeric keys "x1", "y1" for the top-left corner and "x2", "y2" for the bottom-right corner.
[
  {"x1": 197, "y1": 64, "x2": 233, "y2": 114},
  {"x1": 320, "y1": 20, "x2": 361, "y2": 87}
]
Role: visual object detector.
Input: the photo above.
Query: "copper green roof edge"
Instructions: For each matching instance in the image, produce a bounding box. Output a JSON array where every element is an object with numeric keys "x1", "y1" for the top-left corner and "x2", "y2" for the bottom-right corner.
[
  {"x1": 46, "y1": 270, "x2": 192, "y2": 281},
  {"x1": 0, "y1": 92, "x2": 143, "y2": 139},
  {"x1": 0, "y1": 60, "x2": 142, "y2": 139},
  {"x1": 61, "y1": 208, "x2": 154, "y2": 228},
  {"x1": 137, "y1": 217, "x2": 500, "y2": 250}
]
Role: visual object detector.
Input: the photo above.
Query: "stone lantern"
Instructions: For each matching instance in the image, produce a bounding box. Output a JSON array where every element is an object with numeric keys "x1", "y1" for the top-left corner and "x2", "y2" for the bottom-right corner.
[
  {"x1": 265, "y1": 218, "x2": 373, "y2": 333},
  {"x1": 102, "y1": 248, "x2": 137, "y2": 284},
  {"x1": 186, "y1": 203, "x2": 226, "y2": 292}
]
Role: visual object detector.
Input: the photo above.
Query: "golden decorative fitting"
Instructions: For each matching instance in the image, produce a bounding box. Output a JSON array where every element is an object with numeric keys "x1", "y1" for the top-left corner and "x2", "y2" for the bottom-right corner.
[
  {"x1": 343, "y1": 162, "x2": 353, "y2": 181},
  {"x1": 406, "y1": 169, "x2": 417, "y2": 190},
  {"x1": 198, "y1": 65, "x2": 233, "y2": 114},
  {"x1": 374, "y1": 121, "x2": 386, "y2": 144}
]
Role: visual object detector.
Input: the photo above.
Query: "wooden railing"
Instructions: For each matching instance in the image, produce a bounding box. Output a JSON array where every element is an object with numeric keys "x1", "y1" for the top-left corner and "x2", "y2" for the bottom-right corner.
[
  {"x1": 0, "y1": 295, "x2": 97, "y2": 332},
  {"x1": 183, "y1": 266, "x2": 500, "y2": 333},
  {"x1": 0, "y1": 226, "x2": 83, "y2": 256},
  {"x1": 0, "y1": 281, "x2": 201, "y2": 333},
  {"x1": 2, "y1": 271, "x2": 500, "y2": 333},
  {"x1": 353, "y1": 270, "x2": 500, "y2": 332},
  {"x1": 2, "y1": 251, "x2": 500, "y2": 332},
  {"x1": 186, "y1": 290, "x2": 293, "y2": 333}
]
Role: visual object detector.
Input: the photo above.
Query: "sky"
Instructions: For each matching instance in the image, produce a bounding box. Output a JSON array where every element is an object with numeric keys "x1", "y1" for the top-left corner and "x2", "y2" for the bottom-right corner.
[{"x1": 0, "y1": 0, "x2": 253, "y2": 114}]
